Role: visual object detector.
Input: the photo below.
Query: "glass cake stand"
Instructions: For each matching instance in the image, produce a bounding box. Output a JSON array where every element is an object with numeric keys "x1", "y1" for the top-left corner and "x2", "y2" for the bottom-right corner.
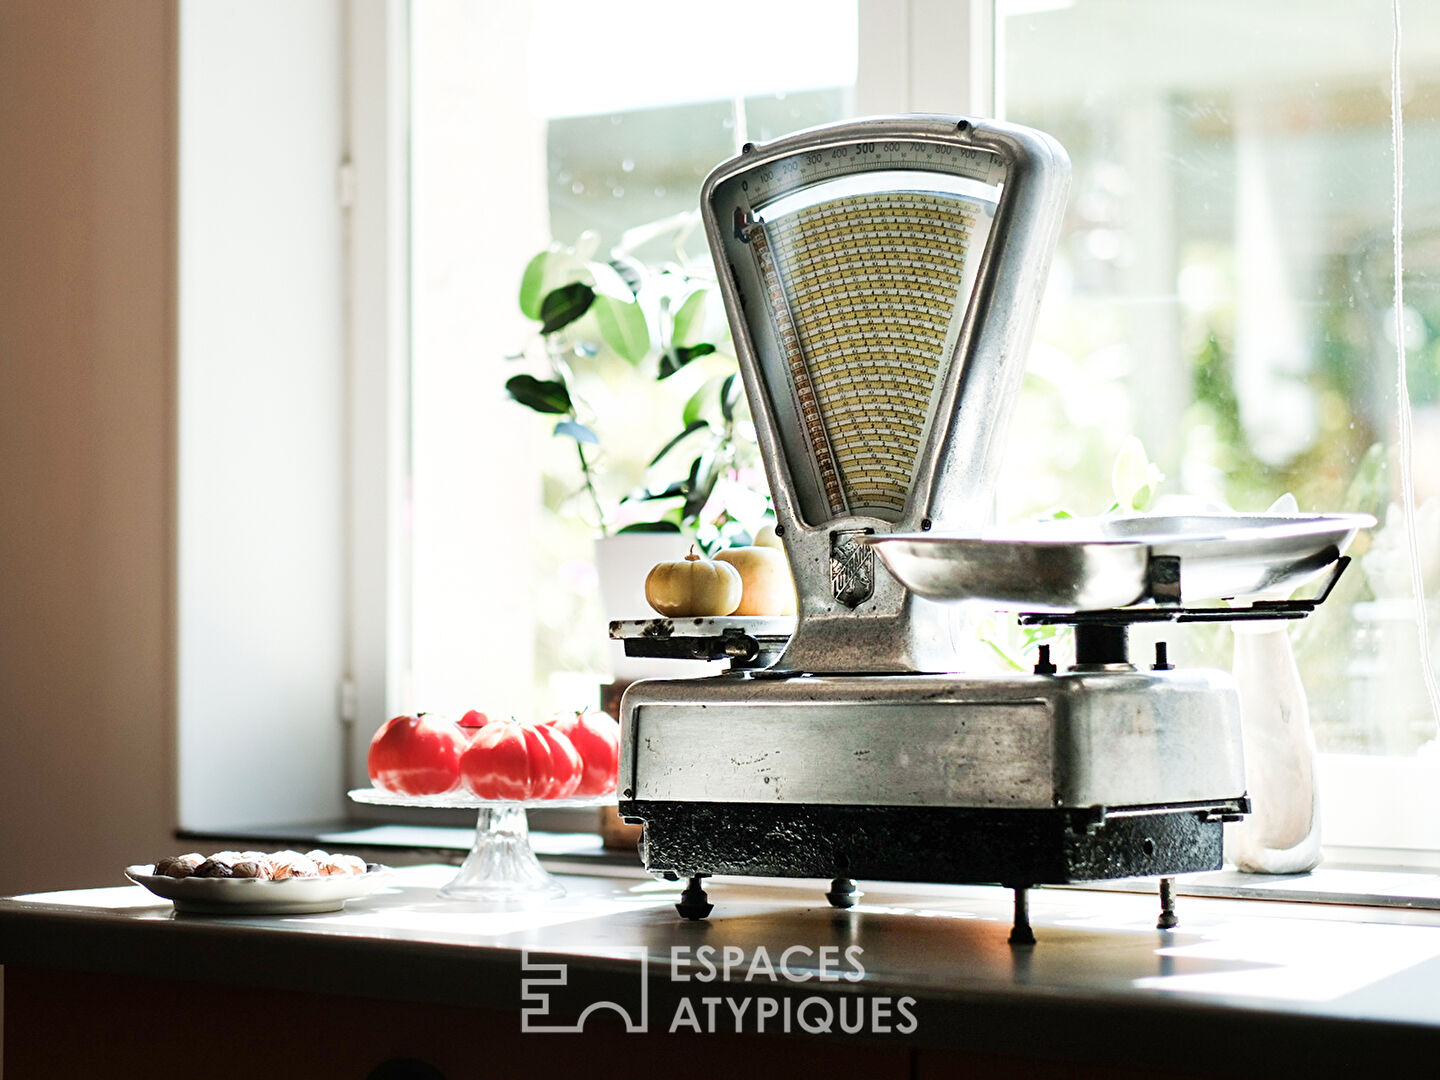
[{"x1": 348, "y1": 787, "x2": 615, "y2": 903}]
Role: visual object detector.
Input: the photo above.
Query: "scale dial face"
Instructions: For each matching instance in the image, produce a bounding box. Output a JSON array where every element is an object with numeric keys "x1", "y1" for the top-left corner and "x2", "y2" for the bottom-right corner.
[{"x1": 710, "y1": 139, "x2": 1007, "y2": 526}]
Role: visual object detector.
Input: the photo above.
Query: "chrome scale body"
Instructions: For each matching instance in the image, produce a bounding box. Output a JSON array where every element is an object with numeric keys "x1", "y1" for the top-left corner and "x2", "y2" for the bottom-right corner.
[{"x1": 618, "y1": 117, "x2": 1247, "y2": 920}]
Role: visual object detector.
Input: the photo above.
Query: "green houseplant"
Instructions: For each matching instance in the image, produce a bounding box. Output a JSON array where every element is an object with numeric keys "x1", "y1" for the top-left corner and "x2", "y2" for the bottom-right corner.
[
  {"x1": 505, "y1": 217, "x2": 770, "y2": 553},
  {"x1": 504, "y1": 219, "x2": 776, "y2": 688}
]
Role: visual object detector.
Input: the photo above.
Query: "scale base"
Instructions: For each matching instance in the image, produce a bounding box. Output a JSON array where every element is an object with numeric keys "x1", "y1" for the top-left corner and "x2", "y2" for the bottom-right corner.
[
  {"x1": 621, "y1": 799, "x2": 1240, "y2": 889},
  {"x1": 622, "y1": 669, "x2": 1247, "y2": 813}
]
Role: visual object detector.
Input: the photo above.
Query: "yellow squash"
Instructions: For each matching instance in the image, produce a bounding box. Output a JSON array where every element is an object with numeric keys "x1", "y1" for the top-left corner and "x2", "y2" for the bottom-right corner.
[
  {"x1": 644, "y1": 547, "x2": 743, "y2": 617},
  {"x1": 714, "y1": 545, "x2": 797, "y2": 616},
  {"x1": 753, "y1": 523, "x2": 784, "y2": 550}
]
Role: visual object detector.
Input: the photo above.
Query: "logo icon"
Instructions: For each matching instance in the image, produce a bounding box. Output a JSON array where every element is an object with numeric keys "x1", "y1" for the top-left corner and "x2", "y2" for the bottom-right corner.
[
  {"x1": 831, "y1": 528, "x2": 875, "y2": 608},
  {"x1": 520, "y1": 949, "x2": 649, "y2": 1033}
]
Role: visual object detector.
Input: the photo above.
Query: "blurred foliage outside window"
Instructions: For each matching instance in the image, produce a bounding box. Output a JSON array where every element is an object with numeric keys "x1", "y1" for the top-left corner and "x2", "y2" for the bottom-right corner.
[{"x1": 998, "y1": 0, "x2": 1440, "y2": 756}]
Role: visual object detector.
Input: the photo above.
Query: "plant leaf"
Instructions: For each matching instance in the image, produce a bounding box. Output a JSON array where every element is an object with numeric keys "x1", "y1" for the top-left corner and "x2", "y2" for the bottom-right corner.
[
  {"x1": 683, "y1": 450, "x2": 721, "y2": 520},
  {"x1": 617, "y1": 520, "x2": 682, "y2": 534},
  {"x1": 682, "y1": 382, "x2": 710, "y2": 428},
  {"x1": 658, "y1": 343, "x2": 716, "y2": 380},
  {"x1": 646, "y1": 420, "x2": 708, "y2": 467},
  {"x1": 1110, "y1": 435, "x2": 1164, "y2": 513},
  {"x1": 589, "y1": 259, "x2": 638, "y2": 300},
  {"x1": 540, "y1": 282, "x2": 595, "y2": 335},
  {"x1": 983, "y1": 638, "x2": 1026, "y2": 672},
  {"x1": 553, "y1": 419, "x2": 599, "y2": 445},
  {"x1": 720, "y1": 372, "x2": 742, "y2": 422},
  {"x1": 635, "y1": 480, "x2": 689, "y2": 501},
  {"x1": 592, "y1": 293, "x2": 651, "y2": 364},
  {"x1": 608, "y1": 256, "x2": 645, "y2": 296},
  {"x1": 671, "y1": 288, "x2": 709, "y2": 346},
  {"x1": 681, "y1": 376, "x2": 718, "y2": 428},
  {"x1": 505, "y1": 374, "x2": 572, "y2": 415},
  {"x1": 518, "y1": 251, "x2": 552, "y2": 320}
]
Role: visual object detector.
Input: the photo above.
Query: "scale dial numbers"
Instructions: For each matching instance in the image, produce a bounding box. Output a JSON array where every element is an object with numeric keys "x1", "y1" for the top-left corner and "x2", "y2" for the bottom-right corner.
[
  {"x1": 717, "y1": 136, "x2": 1007, "y2": 527},
  {"x1": 761, "y1": 191, "x2": 988, "y2": 521},
  {"x1": 740, "y1": 139, "x2": 1004, "y2": 211},
  {"x1": 731, "y1": 175, "x2": 1002, "y2": 527}
]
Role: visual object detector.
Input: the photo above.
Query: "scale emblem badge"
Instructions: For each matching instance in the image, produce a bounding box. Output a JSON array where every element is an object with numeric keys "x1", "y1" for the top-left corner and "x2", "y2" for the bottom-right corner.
[{"x1": 830, "y1": 529, "x2": 875, "y2": 608}]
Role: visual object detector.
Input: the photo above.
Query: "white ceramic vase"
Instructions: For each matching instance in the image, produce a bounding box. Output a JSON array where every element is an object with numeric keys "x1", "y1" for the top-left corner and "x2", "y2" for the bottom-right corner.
[{"x1": 1225, "y1": 619, "x2": 1322, "y2": 873}]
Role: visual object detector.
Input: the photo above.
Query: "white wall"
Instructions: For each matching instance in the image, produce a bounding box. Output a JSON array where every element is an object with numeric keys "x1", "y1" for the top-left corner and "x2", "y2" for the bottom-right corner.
[
  {"x1": 0, "y1": 0, "x2": 177, "y2": 894},
  {"x1": 0, "y1": 0, "x2": 353, "y2": 884},
  {"x1": 177, "y1": 1, "x2": 349, "y2": 829}
]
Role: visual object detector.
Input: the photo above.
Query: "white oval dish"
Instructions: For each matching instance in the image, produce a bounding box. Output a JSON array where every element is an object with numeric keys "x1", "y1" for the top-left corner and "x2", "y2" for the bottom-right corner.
[{"x1": 124, "y1": 864, "x2": 391, "y2": 916}]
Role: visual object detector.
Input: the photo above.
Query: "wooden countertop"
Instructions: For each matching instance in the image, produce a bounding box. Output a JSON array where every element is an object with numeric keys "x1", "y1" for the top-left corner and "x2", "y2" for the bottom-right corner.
[{"x1": 5, "y1": 866, "x2": 1440, "y2": 1072}]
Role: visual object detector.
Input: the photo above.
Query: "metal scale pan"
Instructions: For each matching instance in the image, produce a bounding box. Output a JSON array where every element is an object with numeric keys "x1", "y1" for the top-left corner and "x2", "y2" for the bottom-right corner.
[{"x1": 866, "y1": 512, "x2": 1375, "y2": 612}]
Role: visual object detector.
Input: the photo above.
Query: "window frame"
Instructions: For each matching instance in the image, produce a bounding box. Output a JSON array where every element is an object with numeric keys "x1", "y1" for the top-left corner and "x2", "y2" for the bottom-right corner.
[{"x1": 343, "y1": 0, "x2": 414, "y2": 801}]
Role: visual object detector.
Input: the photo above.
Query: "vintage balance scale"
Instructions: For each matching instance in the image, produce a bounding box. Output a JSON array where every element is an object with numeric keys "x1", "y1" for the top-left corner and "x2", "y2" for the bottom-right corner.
[{"x1": 611, "y1": 115, "x2": 1369, "y2": 943}]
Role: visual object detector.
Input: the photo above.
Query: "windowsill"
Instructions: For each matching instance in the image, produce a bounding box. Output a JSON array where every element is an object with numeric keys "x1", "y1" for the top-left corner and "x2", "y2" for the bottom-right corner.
[
  {"x1": 1077, "y1": 866, "x2": 1440, "y2": 911},
  {"x1": 178, "y1": 821, "x2": 1440, "y2": 910}
]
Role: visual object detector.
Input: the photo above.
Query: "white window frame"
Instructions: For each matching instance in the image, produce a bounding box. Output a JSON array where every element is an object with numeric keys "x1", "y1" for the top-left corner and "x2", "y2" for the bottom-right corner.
[
  {"x1": 856, "y1": 0, "x2": 995, "y2": 116},
  {"x1": 343, "y1": 0, "x2": 414, "y2": 798}
]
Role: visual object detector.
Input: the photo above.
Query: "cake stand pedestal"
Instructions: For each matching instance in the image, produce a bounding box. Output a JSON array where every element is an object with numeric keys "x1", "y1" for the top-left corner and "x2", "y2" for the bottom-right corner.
[{"x1": 348, "y1": 789, "x2": 614, "y2": 903}]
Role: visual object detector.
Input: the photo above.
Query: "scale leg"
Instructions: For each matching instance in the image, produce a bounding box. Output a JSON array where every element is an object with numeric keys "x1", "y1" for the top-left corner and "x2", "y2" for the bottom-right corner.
[
  {"x1": 825, "y1": 877, "x2": 858, "y2": 909},
  {"x1": 676, "y1": 874, "x2": 714, "y2": 921},
  {"x1": 1008, "y1": 884, "x2": 1036, "y2": 946},
  {"x1": 1157, "y1": 876, "x2": 1179, "y2": 930}
]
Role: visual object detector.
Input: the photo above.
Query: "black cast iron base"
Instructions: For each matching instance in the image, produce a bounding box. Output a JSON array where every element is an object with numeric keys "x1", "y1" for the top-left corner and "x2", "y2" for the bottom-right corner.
[{"x1": 620, "y1": 799, "x2": 1242, "y2": 943}]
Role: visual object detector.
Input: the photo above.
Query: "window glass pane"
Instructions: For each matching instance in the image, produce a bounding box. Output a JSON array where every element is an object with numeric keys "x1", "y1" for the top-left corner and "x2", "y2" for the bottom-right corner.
[
  {"x1": 410, "y1": 1, "x2": 856, "y2": 721},
  {"x1": 999, "y1": 0, "x2": 1440, "y2": 758},
  {"x1": 547, "y1": 87, "x2": 854, "y2": 258},
  {"x1": 547, "y1": 103, "x2": 736, "y2": 256}
]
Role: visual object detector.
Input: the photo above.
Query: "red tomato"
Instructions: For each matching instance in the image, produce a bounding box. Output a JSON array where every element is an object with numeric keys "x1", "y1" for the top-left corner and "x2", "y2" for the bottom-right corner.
[
  {"x1": 458, "y1": 709, "x2": 490, "y2": 738},
  {"x1": 549, "y1": 710, "x2": 620, "y2": 796},
  {"x1": 537, "y1": 724, "x2": 583, "y2": 798},
  {"x1": 459, "y1": 719, "x2": 582, "y2": 800},
  {"x1": 367, "y1": 714, "x2": 465, "y2": 795}
]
